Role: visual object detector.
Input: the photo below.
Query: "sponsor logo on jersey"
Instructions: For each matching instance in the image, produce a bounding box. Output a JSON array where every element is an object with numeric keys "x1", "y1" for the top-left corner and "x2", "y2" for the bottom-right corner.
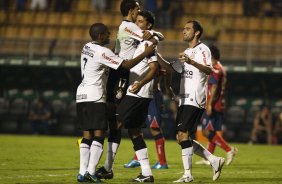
[
  {"x1": 81, "y1": 49, "x2": 94, "y2": 57},
  {"x1": 182, "y1": 69, "x2": 193, "y2": 79},
  {"x1": 76, "y1": 94, "x2": 87, "y2": 100},
  {"x1": 202, "y1": 50, "x2": 207, "y2": 64},
  {"x1": 124, "y1": 27, "x2": 143, "y2": 39},
  {"x1": 102, "y1": 53, "x2": 119, "y2": 65},
  {"x1": 180, "y1": 93, "x2": 190, "y2": 98}
]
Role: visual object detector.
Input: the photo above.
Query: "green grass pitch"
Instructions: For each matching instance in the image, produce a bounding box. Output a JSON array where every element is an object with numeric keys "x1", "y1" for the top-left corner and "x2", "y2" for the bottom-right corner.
[{"x1": 0, "y1": 134, "x2": 282, "y2": 183}]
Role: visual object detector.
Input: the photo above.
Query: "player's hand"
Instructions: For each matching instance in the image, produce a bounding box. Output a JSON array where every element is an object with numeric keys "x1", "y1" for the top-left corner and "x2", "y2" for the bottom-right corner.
[
  {"x1": 206, "y1": 104, "x2": 212, "y2": 116},
  {"x1": 179, "y1": 52, "x2": 185, "y2": 58},
  {"x1": 143, "y1": 30, "x2": 153, "y2": 40},
  {"x1": 179, "y1": 54, "x2": 194, "y2": 65},
  {"x1": 165, "y1": 86, "x2": 174, "y2": 99},
  {"x1": 143, "y1": 43, "x2": 156, "y2": 56},
  {"x1": 128, "y1": 81, "x2": 141, "y2": 94}
]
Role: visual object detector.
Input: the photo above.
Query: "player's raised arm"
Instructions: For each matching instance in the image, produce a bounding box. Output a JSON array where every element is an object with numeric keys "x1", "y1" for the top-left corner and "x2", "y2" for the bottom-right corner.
[
  {"x1": 121, "y1": 43, "x2": 155, "y2": 69},
  {"x1": 179, "y1": 54, "x2": 212, "y2": 75},
  {"x1": 129, "y1": 61, "x2": 158, "y2": 94},
  {"x1": 156, "y1": 53, "x2": 173, "y2": 73}
]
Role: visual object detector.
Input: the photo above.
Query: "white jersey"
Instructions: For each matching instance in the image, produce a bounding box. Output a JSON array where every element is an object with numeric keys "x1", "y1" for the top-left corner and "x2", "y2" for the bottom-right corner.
[
  {"x1": 126, "y1": 41, "x2": 157, "y2": 98},
  {"x1": 76, "y1": 42, "x2": 124, "y2": 103},
  {"x1": 179, "y1": 42, "x2": 212, "y2": 108},
  {"x1": 115, "y1": 20, "x2": 143, "y2": 59}
]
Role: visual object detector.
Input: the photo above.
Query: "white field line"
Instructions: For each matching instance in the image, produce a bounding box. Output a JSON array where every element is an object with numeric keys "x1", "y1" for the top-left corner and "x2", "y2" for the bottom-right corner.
[
  {"x1": 0, "y1": 173, "x2": 71, "y2": 180},
  {"x1": 176, "y1": 170, "x2": 276, "y2": 175},
  {"x1": 0, "y1": 170, "x2": 279, "y2": 180}
]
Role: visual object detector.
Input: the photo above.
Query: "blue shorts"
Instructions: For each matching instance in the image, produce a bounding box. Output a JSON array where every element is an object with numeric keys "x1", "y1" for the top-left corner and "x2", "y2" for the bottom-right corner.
[
  {"x1": 146, "y1": 91, "x2": 163, "y2": 129},
  {"x1": 201, "y1": 110, "x2": 223, "y2": 131}
]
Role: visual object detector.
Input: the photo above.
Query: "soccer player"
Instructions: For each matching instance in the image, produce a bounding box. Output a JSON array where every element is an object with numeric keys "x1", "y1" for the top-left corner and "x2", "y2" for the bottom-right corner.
[
  {"x1": 76, "y1": 23, "x2": 155, "y2": 183},
  {"x1": 123, "y1": 69, "x2": 170, "y2": 170},
  {"x1": 157, "y1": 20, "x2": 225, "y2": 182},
  {"x1": 114, "y1": 11, "x2": 158, "y2": 182},
  {"x1": 196, "y1": 45, "x2": 238, "y2": 166},
  {"x1": 95, "y1": 0, "x2": 164, "y2": 180},
  {"x1": 115, "y1": 10, "x2": 159, "y2": 182}
]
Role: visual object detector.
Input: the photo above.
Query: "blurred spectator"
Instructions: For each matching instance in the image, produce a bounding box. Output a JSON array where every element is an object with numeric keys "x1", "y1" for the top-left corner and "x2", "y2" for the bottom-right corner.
[
  {"x1": 91, "y1": 0, "x2": 106, "y2": 19},
  {"x1": 30, "y1": 0, "x2": 47, "y2": 11},
  {"x1": 272, "y1": 112, "x2": 282, "y2": 144},
  {"x1": 16, "y1": 0, "x2": 26, "y2": 11},
  {"x1": 54, "y1": 0, "x2": 72, "y2": 12},
  {"x1": 91, "y1": 0, "x2": 106, "y2": 12},
  {"x1": 249, "y1": 106, "x2": 273, "y2": 144},
  {"x1": 157, "y1": 0, "x2": 171, "y2": 28},
  {"x1": 29, "y1": 96, "x2": 53, "y2": 135}
]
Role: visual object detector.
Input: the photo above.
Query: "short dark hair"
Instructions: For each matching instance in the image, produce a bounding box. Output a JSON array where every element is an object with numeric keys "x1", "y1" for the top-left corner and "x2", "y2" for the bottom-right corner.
[
  {"x1": 187, "y1": 20, "x2": 203, "y2": 39},
  {"x1": 209, "y1": 45, "x2": 220, "y2": 60},
  {"x1": 138, "y1": 10, "x2": 155, "y2": 29},
  {"x1": 89, "y1": 23, "x2": 108, "y2": 40},
  {"x1": 120, "y1": 0, "x2": 138, "y2": 16}
]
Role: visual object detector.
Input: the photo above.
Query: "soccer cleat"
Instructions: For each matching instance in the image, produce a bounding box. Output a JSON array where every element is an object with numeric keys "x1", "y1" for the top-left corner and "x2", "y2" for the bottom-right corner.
[
  {"x1": 84, "y1": 171, "x2": 101, "y2": 183},
  {"x1": 95, "y1": 166, "x2": 114, "y2": 179},
  {"x1": 210, "y1": 157, "x2": 225, "y2": 181},
  {"x1": 123, "y1": 159, "x2": 140, "y2": 168},
  {"x1": 173, "y1": 174, "x2": 194, "y2": 183},
  {"x1": 77, "y1": 173, "x2": 87, "y2": 182},
  {"x1": 132, "y1": 174, "x2": 154, "y2": 182},
  {"x1": 195, "y1": 159, "x2": 210, "y2": 165},
  {"x1": 226, "y1": 147, "x2": 238, "y2": 166},
  {"x1": 151, "y1": 162, "x2": 168, "y2": 169}
]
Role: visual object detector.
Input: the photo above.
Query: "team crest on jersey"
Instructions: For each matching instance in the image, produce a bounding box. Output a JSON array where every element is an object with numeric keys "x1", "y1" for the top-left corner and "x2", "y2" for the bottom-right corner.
[
  {"x1": 116, "y1": 89, "x2": 123, "y2": 99},
  {"x1": 190, "y1": 51, "x2": 196, "y2": 59}
]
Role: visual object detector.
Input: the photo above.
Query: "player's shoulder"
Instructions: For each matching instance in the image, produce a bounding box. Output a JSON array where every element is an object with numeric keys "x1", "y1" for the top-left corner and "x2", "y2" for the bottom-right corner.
[
  {"x1": 84, "y1": 42, "x2": 100, "y2": 50},
  {"x1": 215, "y1": 61, "x2": 225, "y2": 71},
  {"x1": 198, "y1": 42, "x2": 210, "y2": 52},
  {"x1": 120, "y1": 20, "x2": 139, "y2": 30}
]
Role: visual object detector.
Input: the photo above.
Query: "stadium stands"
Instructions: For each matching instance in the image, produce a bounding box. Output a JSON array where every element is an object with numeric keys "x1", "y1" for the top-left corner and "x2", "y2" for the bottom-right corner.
[
  {"x1": 0, "y1": 0, "x2": 281, "y2": 142},
  {"x1": 0, "y1": 0, "x2": 281, "y2": 62}
]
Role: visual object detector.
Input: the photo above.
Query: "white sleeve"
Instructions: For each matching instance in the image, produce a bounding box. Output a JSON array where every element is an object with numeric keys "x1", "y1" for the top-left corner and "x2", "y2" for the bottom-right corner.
[
  {"x1": 171, "y1": 60, "x2": 184, "y2": 74},
  {"x1": 100, "y1": 48, "x2": 124, "y2": 70},
  {"x1": 148, "y1": 47, "x2": 158, "y2": 64},
  {"x1": 201, "y1": 47, "x2": 212, "y2": 67}
]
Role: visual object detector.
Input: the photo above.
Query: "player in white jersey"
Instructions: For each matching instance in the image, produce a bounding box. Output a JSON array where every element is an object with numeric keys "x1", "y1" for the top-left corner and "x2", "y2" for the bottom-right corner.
[
  {"x1": 157, "y1": 20, "x2": 225, "y2": 183},
  {"x1": 96, "y1": 0, "x2": 164, "y2": 181},
  {"x1": 76, "y1": 23, "x2": 155, "y2": 183},
  {"x1": 107, "y1": 0, "x2": 163, "y2": 105},
  {"x1": 116, "y1": 10, "x2": 158, "y2": 182}
]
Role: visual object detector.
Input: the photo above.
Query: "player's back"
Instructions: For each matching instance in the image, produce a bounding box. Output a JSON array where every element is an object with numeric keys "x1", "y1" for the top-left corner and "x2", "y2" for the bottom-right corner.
[
  {"x1": 107, "y1": 20, "x2": 144, "y2": 103},
  {"x1": 115, "y1": 20, "x2": 143, "y2": 60}
]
